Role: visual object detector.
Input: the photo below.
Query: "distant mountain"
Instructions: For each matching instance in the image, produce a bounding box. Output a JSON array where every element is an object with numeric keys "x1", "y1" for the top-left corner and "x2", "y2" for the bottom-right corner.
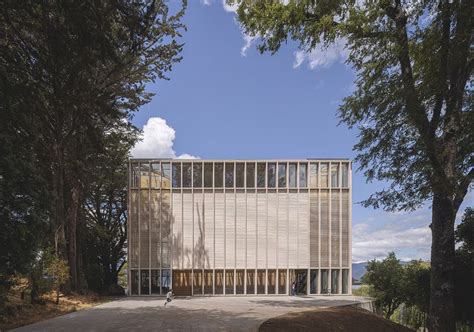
[
  {"x1": 352, "y1": 262, "x2": 368, "y2": 282},
  {"x1": 352, "y1": 260, "x2": 412, "y2": 282}
]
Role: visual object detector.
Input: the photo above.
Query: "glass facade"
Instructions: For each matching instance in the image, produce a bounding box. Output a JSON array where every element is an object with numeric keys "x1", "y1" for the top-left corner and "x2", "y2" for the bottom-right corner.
[{"x1": 129, "y1": 159, "x2": 351, "y2": 296}]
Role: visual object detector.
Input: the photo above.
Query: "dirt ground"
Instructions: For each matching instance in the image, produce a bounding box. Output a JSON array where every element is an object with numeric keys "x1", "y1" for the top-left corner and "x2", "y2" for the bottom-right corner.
[
  {"x1": 0, "y1": 291, "x2": 108, "y2": 331},
  {"x1": 259, "y1": 305, "x2": 414, "y2": 332}
]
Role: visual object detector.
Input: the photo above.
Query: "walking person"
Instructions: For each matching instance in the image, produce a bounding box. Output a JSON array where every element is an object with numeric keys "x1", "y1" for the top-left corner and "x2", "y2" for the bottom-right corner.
[
  {"x1": 164, "y1": 289, "x2": 174, "y2": 307},
  {"x1": 291, "y1": 282, "x2": 296, "y2": 296}
]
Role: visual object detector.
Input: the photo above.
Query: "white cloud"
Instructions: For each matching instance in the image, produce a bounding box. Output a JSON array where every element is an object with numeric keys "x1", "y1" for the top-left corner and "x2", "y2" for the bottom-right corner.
[
  {"x1": 201, "y1": 0, "x2": 212, "y2": 5},
  {"x1": 131, "y1": 117, "x2": 198, "y2": 159},
  {"x1": 293, "y1": 38, "x2": 349, "y2": 70},
  {"x1": 352, "y1": 210, "x2": 432, "y2": 262},
  {"x1": 241, "y1": 33, "x2": 257, "y2": 57},
  {"x1": 222, "y1": 0, "x2": 238, "y2": 12}
]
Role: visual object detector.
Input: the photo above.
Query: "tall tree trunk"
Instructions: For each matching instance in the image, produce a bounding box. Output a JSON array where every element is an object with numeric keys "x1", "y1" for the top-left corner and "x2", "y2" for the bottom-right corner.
[
  {"x1": 66, "y1": 185, "x2": 81, "y2": 292},
  {"x1": 429, "y1": 191, "x2": 456, "y2": 332}
]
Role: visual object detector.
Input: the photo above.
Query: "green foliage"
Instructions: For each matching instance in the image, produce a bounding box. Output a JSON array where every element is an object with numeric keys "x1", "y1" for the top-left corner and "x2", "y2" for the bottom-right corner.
[
  {"x1": 45, "y1": 255, "x2": 70, "y2": 304},
  {"x1": 454, "y1": 208, "x2": 474, "y2": 327},
  {"x1": 230, "y1": 1, "x2": 473, "y2": 329},
  {"x1": 362, "y1": 252, "x2": 404, "y2": 319},
  {"x1": 0, "y1": 0, "x2": 186, "y2": 304},
  {"x1": 352, "y1": 284, "x2": 372, "y2": 297}
]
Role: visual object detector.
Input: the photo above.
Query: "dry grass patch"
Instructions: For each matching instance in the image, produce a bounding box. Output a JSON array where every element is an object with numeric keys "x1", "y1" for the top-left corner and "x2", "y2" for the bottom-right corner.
[
  {"x1": 259, "y1": 305, "x2": 414, "y2": 332},
  {"x1": 0, "y1": 290, "x2": 110, "y2": 331}
]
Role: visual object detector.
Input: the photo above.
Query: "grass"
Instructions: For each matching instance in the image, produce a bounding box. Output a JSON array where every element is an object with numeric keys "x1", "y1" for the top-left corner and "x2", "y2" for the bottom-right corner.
[{"x1": 0, "y1": 288, "x2": 110, "y2": 331}]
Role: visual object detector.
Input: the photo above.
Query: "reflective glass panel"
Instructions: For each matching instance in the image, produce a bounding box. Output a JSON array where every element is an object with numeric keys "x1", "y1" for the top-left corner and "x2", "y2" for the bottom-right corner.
[
  {"x1": 341, "y1": 163, "x2": 349, "y2": 187},
  {"x1": 172, "y1": 163, "x2": 181, "y2": 188},
  {"x1": 162, "y1": 163, "x2": 171, "y2": 189},
  {"x1": 225, "y1": 163, "x2": 234, "y2": 188},
  {"x1": 193, "y1": 162, "x2": 202, "y2": 188},
  {"x1": 331, "y1": 164, "x2": 339, "y2": 188},
  {"x1": 267, "y1": 163, "x2": 276, "y2": 188},
  {"x1": 320, "y1": 163, "x2": 328, "y2": 187},
  {"x1": 310, "y1": 163, "x2": 318, "y2": 188},
  {"x1": 204, "y1": 163, "x2": 213, "y2": 187},
  {"x1": 214, "y1": 163, "x2": 223, "y2": 188},
  {"x1": 182, "y1": 163, "x2": 192, "y2": 188},
  {"x1": 289, "y1": 163, "x2": 297, "y2": 188},
  {"x1": 246, "y1": 163, "x2": 255, "y2": 188},
  {"x1": 299, "y1": 163, "x2": 307, "y2": 187},
  {"x1": 278, "y1": 163, "x2": 287, "y2": 188},
  {"x1": 257, "y1": 163, "x2": 266, "y2": 188},
  {"x1": 236, "y1": 163, "x2": 245, "y2": 188}
]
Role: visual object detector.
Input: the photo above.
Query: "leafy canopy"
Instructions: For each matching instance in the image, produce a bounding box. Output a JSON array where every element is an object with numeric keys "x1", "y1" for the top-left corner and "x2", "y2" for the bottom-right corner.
[{"x1": 230, "y1": 0, "x2": 473, "y2": 211}]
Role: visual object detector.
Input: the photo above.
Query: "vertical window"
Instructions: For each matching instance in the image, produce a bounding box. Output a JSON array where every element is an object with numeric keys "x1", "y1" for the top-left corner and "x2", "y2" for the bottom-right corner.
[
  {"x1": 225, "y1": 162, "x2": 234, "y2": 188},
  {"x1": 246, "y1": 163, "x2": 255, "y2": 188},
  {"x1": 257, "y1": 163, "x2": 266, "y2": 188},
  {"x1": 131, "y1": 163, "x2": 139, "y2": 188},
  {"x1": 289, "y1": 163, "x2": 297, "y2": 188},
  {"x1": 204, "y1": 163, "x2": 213, "y2": 187},
  {"x1": 236, "y1": 163, "x2": 245, "y2": 188},
  {"x1": 162, "y1": 163, "x2": 171, "y2": 189},
  {"x1": 278, "y1": 163, "x2": 287, "y2": 188},
  {"x1": 320, "y1": 163, "x2": 328, "y2": 187},
  {"x1": 140, "y1": 163, "x2": 150, "y2": 188},
  {"x1": 341, "y1": 163, "x2": 349, "y2": 187},
  {"x1": 214, "y1": 163, "x2": 223, "y2": 188},
  {"x1": 193, "y1": 162, "x2": 202, "y2": 188},
  {"x1": 299, "y1": 163, "x2": 307, "y2": 187},
  {"x1": 331, "y1": 164, "x2": 339, "y2": 188},
  {"x1": 172, "y1": 163, "x2": 181, "y2": 188},
  {"x1": 310, "y1": 163, "x2": 318, "y2": 188},
  {"x1": 151, "y1": 163, "x2": 161, "y2": 188},
  {"x1": 267, "y1": 163, "x2": 276, "y2": 188},
  {"x1": 182, "y1": 163, "x2": 192, "y2": 188}
]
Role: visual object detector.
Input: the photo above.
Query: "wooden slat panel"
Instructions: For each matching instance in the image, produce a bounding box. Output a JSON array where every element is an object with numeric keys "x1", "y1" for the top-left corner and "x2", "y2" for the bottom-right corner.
[
  {"x1": 246, "y1": 192, "x2": 257, "y2": 269},
  {"x1": 161, "y1": 191, "x2": 171, "y2": 268},
  {"x1": 225, "y1": 192, "x2": 235, "y2": 268},
  {"x1": 193, "y1": 192, "x2": 204, "y2": 269},
  {"x1": 257, "y1": 192, "x2": 267, "y2": 268},
  {"x1": 214, "y1": 191, "x2": 225, "y2": 268},
  {"x1": 204, "y1": 192, "x2": 214, "y2": 269},
  {"x1": 310, "y1": 190, "x2": 319, "y2": 267},
  {"x1": 139, "y1": 190, "x2": 150, "y2": 268},
  {"x1": 298, "y1": 191, "x2": 309, "y2": 268},
  {"x1": 341, "y1": 190, "x2": 350, "y2": 267},
  {"x1": 182, "y1": 192, "x2": 193, "y2": 269},
  {"x1": 129, "y1": 190, "x2": 139, "y2": 268},
  {"x1": 331, "y1": 190, "x2": 340, "y2": 267},
  {"x1": 150, "y1": 190, "x2": 160, "y2": 268},
  {"x1": 288, "y1": 193, "x2": 298, "y2": 269},
  {"x1": 267, "y1": 192, "x2": 277, "y2": 269},
  {"x1": 236, "y1": 192, "x2": 246, "y2": 268},
  {"x1": 320, "y1": 190, "x2": 330, "y2": 267},
  {"x1": 278, "y1": 192, "x2": 288, "y2": 268},
  {"x1": 172, "y1": 192, "x2": 182, "y2": 269}
]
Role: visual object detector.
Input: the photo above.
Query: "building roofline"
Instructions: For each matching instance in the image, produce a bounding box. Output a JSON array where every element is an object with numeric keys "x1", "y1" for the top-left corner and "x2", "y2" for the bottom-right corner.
[{"x1": 128, "y1": 158, "x2": 352, "y2": 162}]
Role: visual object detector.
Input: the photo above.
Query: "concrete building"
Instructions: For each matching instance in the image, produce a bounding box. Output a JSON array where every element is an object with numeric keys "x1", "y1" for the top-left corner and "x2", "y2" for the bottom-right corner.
[{"x1": 128, "y1": 159, "x2": 352, "y2": 296}]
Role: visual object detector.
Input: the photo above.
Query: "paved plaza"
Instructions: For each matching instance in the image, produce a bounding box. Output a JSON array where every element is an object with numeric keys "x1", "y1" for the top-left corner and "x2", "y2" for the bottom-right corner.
[{"x1": 14, "y1": 296, "x2": 368, "y2": 331}]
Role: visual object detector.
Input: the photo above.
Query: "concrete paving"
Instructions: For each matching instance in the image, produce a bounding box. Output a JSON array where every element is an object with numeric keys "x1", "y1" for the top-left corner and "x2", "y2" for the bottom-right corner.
[{"x1": 14, "y1": 296, "x2": 369, "y2": 331}]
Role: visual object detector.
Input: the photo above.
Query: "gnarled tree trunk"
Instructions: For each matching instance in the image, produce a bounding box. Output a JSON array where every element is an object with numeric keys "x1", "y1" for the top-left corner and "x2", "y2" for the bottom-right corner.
[{"x1": 429, "y1": 191, "x2": 456, "y2": 331}]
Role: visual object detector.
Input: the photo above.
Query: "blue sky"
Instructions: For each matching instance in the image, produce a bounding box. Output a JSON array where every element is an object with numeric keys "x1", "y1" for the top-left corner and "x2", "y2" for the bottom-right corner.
[{"x1": 131, "y1": 0, "x2": 472, "y2": 262}]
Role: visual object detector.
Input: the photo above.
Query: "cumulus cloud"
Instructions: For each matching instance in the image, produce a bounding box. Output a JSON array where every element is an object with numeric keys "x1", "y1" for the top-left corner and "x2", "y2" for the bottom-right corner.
[
  {"x1": 352, "y1": 210, "x2": 432, "y2": 262},
  {"x1": 131, "y1": 117, "x2": 198, "y2": 159},
  {"x1": 240, "y1": 33, "x2": 257, "y2": 57},
  {"x1": 222, "y1": 0, "x2": 238, "y2": 12},
  {"x1": 293, "y1": 38, "x2": 349, "y2": 70}
]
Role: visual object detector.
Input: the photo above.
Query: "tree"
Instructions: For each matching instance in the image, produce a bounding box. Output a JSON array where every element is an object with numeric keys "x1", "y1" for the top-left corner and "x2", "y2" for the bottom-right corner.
[
  {"x1": 400, "y1": 260, "x2": 430, "y2": 329},
  {"x1": 454, "y1": 208, "x2": 474, "y2": 328},
  {"x1": 362, "y1": 252, "x2": 404, "y2": 319},
  {"x1": 1, "y1": 0, "x2": 186, "y2": 292},
  {"x1": 230, "y1": 1, "x2": 473, "y2": 330},
  {"x1": 45, "y1": 255, "x2": 70, "y2": 305},
  {"x1": 83, "y1": 125, "x2": 137, "y2": 293}
]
